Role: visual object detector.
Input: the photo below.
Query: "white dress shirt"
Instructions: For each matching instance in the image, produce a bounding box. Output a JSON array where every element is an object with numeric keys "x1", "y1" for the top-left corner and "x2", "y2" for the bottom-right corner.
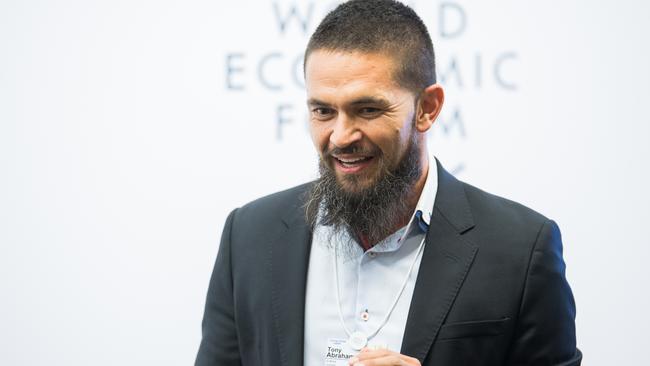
[{"x1": 304, "y1": 159, "x2": 438, "y2": 365}]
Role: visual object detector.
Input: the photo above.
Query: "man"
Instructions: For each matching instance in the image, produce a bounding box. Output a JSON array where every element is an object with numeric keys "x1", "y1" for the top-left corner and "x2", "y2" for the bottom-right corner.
[{"x1": 196, "y1": 0, "x2": 581, "y2": 365}]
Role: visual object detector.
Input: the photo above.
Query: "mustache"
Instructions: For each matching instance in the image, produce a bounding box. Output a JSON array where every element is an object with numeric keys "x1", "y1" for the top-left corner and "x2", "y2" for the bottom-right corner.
[{"x1": 324, "y1": 144, "x2": 381, "y2": 157}]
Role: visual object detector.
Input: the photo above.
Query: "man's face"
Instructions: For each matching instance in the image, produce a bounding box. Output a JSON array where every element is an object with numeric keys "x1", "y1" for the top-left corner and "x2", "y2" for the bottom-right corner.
[{"x1": 305, "y1": 50, "x2": 419, "y2": 193}]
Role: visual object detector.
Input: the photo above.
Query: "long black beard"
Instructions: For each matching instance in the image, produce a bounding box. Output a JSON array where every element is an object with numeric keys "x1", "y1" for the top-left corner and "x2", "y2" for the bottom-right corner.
[{"x1": 305, "y1": 134, "x2": 422, "y2": 251}]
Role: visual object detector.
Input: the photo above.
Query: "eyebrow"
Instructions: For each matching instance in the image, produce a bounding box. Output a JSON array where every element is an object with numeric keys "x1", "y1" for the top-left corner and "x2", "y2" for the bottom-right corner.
[
  {"x1": 307, "y1": 98, "x2": 332, "y2": 107},
  {"x1": 349, "y1": 97, "x2": 391, "y2": 106},
  {"x1": 307, "y1": 96, "x2": 391, "y2": 108}
]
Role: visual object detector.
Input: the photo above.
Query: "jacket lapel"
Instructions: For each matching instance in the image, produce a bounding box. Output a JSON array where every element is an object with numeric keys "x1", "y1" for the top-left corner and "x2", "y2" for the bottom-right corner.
[
  {"x1": 400, "y1": 160, "x2": 479, "y2": 361},
  {"x1": 269, "y1": 198, "x2": 312, "y2": 366}
]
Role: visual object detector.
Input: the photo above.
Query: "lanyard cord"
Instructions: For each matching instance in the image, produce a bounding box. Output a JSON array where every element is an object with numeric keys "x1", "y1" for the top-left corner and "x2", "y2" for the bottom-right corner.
[{"x1": 333, "y1": 233, "x2": 426, "y2": 342}]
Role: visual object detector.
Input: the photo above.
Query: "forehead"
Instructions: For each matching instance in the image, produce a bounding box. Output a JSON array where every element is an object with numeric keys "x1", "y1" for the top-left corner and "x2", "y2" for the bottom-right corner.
[{"x1": 305, "y1": 50, "x2": 406, "y2": 102}]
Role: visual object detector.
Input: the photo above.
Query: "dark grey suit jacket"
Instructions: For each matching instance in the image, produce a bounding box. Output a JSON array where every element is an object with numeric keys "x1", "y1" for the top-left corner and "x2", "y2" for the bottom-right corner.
[{"x1": 196, "y1": 161, "x2": 582, "y2": 365}]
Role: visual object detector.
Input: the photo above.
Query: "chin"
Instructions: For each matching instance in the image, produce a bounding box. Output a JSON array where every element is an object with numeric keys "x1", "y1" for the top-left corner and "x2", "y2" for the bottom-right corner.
[{"x1": 335, "y1": 173, "x2": 376, "y2": 194}]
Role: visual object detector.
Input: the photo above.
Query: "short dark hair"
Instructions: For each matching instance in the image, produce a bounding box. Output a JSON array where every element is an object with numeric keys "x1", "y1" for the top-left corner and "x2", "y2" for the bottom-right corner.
[{"x1": 304, "y1": 0, "x2": 436, "y2": 94}]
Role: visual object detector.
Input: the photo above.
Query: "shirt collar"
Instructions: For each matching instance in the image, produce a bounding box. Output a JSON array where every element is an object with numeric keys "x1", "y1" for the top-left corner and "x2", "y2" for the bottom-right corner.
[{"x1": 413, "y1": 155, "x2": 437, "y2": 227}]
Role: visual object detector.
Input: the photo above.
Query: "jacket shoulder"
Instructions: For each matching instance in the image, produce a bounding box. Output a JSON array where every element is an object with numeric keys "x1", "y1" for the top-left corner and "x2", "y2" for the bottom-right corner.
[
  {"x1": 234, "y1": 182, "x2": 313, "y2": 224},
  {"x1": 461, "y1": 181, "x2": 550, "y2": 233}
]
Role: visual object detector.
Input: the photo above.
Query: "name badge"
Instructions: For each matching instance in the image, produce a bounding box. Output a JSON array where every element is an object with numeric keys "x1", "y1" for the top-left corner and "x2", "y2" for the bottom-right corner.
[{"x1": 324, "y1": 338, "x2": 357, "y2": 366}]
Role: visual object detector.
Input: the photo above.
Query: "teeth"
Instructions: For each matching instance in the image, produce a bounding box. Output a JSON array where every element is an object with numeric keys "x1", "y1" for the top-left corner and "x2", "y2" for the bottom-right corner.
[{"x1": 338, "y1": 157, "x2": 367, "y2": 163}]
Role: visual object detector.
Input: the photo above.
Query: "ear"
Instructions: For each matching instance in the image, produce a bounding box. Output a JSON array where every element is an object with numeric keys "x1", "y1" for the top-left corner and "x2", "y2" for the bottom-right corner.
[{"x1": 415, "y1": 84, "x2": 444, "y2": 133}]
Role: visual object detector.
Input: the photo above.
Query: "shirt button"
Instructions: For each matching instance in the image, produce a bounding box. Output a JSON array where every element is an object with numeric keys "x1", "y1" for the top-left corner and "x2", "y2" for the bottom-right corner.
[
  {"x1": 368, "y1": 252, "x2": 377, "y2": 258},
  {"x1": 361, "y1": 310, "x2": 370, "y2": 321}
]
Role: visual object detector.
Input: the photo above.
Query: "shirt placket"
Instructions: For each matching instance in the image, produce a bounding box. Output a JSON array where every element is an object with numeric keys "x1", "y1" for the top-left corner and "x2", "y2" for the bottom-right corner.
[{"x1": 354, "y1": 250, "x2": 375, "y2": 337}]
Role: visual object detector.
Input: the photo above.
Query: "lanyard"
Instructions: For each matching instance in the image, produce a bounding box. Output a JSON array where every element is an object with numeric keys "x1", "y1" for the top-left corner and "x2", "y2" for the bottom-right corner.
[{"x1": 332, "y1": 229, "x2": 426, "y2": 350}]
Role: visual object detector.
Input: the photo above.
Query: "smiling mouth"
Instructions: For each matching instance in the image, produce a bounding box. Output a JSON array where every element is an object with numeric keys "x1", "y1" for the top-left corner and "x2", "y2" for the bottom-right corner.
[{"x1": 332, "y1": 155, "x2": 375, "y2": 173}]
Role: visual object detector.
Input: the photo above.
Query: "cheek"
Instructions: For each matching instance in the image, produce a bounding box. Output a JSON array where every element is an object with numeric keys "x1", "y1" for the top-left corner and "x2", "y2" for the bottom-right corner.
[
  {"x1": 309, "y1": 124, "x2": 329, "y2": 153},
  {"x1": 380, "y1": 112, "x2": 414, "y2": 144},
  {"x1": 394, "y1": 117, "x2": 416, "y2": 148},
  {"x1": 364, "y1": 128, "x2": 400, "y2": 157},
  {"x1": 369, "y1": 125, "x2": 412, "y2": 164}
]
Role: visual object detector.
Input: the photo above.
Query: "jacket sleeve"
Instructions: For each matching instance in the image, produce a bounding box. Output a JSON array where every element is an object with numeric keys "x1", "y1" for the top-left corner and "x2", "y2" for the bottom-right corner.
[
  {"x1": 506, "y1": 219, "x2": 582, "y2": 366},
  {"x1": 195, "y1": 209, "x2": 242, "y2": 366}
]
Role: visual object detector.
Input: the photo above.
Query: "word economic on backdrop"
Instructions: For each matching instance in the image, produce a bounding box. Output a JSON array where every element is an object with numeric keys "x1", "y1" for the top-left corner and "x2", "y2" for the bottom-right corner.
[{"x1": 223, "y1": 1, "x2": 520, "y2": 143}]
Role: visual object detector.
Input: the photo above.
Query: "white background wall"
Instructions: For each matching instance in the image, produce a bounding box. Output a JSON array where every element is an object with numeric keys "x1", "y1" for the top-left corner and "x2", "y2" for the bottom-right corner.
[{"x1": 1, "y1": 0, "x2": 649, "y2": 364}]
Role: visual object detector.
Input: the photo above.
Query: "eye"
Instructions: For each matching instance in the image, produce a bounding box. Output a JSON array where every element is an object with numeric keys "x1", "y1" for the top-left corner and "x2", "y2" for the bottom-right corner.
[
  {"x1": 312, "y1": 107, "x2": 335, "y2": 120},
  {"x1": 358, "y1": 107, "x2": 383, "y2": 118}
]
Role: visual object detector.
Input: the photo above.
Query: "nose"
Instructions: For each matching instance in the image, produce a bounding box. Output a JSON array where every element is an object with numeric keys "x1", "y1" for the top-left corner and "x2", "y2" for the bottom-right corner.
[{"x1": 329, "y1": 113, "x2": 362, "y2": 149}]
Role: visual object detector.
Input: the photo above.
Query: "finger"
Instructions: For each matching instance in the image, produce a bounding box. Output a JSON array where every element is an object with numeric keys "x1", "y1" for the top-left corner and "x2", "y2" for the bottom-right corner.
[
  {"x1": 349, "y1": 354, "x2": 403, "y2": 366},
  {"x1": 366, "y1": 343, "x2": 389, "y2": 351},
  {"x1": 349, "y1": 351, "x2": 421, "y2": 366},
  {"x1": 398, "y1": 354, "x2": 421, "y2": 365},
  {"x1": 351, "y1": 349, "x2": 392, "y2": 362}
]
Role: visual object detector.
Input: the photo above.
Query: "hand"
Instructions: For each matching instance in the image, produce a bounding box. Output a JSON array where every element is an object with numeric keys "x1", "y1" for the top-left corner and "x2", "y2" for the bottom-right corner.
[{"x1": 348, "y1": 348, "x2": 421, "y2": 366}]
